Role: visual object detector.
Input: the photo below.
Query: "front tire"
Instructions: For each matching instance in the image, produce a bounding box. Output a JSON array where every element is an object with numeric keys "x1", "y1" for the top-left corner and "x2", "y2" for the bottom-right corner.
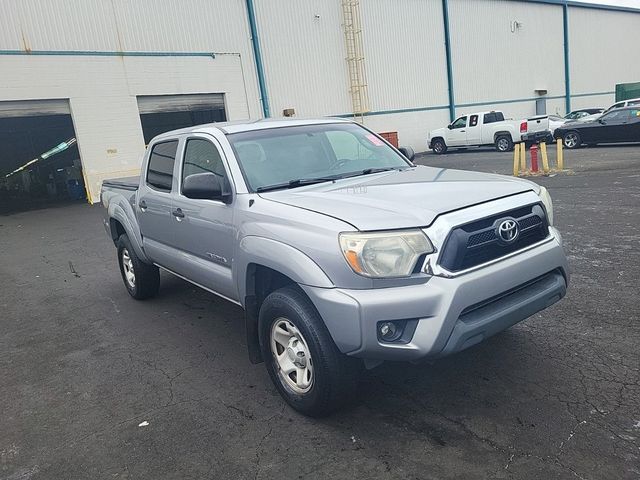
[
  {"x1": 117, "y1": 234, "x2": 160, "y2": 300},
  {"x1": 495, "y1": 135, "x2": 514, "y2": 152},
  {"x1": 259, "y1": 286, "x2": 360, "y2": 417},
  {"x1": 563, "y1": 131, "x2": 581, "y2": 149},
  {"x1": 431, "y1": 138, "x2": 448, "y2": 154}
]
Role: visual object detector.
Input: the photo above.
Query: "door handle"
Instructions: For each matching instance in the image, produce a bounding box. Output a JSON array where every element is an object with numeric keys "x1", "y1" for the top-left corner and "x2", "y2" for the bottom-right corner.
[
  {"x1": 139, "y1": 200, "x2": 147, "y2": 211},
  {"x1": 460, "y1": 130, "x2": 466, "y2": 132},
  {"x1": 172, "y1": 208, "x2": 185, "y2": 220}
]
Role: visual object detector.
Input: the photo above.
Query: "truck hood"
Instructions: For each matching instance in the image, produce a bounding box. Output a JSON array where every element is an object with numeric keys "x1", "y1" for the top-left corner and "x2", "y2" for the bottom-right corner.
[
  {"x1": 258, "y1": 166, "x2": 537, "y2": 231},
  {"x1": 428, "y1": 127, "x2": 446, "y2": 141}
]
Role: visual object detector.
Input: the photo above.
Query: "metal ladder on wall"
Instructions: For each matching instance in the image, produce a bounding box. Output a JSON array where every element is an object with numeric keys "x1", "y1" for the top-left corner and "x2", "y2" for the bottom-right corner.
[{"x1": 341, "y1": 0, "x2": 369, "y2": 123}]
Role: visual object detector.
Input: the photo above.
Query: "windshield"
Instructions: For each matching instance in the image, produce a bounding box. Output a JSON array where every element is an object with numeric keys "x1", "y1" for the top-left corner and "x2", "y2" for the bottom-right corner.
[{"x1": 228, "y1": 123, "x2": 410, "y2": 192}]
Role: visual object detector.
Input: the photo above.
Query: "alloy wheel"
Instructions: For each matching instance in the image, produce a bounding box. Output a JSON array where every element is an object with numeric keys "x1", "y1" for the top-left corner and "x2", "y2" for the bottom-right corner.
[
  {"x1": 270, "y1": 318, "x2": 314, "y2": 394},
  {"x1": 122, "y1": 248, "x2": 136, "y2": 289}
]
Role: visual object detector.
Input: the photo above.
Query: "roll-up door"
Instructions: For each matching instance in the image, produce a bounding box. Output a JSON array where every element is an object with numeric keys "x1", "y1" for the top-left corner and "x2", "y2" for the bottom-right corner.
[{"x1": 137, "y1": 94, "x2": 227, "y2": 144}]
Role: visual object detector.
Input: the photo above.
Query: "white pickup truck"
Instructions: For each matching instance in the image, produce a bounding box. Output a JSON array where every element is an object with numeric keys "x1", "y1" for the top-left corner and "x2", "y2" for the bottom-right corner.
[{"x1": 427, "y1": 110, "x2": 551, "y2": 154}]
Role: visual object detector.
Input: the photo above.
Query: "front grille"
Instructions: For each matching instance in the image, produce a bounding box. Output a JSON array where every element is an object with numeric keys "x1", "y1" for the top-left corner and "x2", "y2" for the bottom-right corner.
[{"x1": 439, "y1": 203, "x2": 549, "y2": 272}]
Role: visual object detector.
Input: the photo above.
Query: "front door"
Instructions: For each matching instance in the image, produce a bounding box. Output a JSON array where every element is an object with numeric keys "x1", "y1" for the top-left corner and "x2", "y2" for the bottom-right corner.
[
  {"x1": 138, "y1": 139, "x2": 180, "y2": 269},
  {"x1": 171, "y1": 135, "x2": 237, "y2": 302},
  {"x1": 592, "y1": 109, "x2": 630, "y2": 143},
  {"x1": 446, "y1": 116, "x2": 468, "y2": 146}
]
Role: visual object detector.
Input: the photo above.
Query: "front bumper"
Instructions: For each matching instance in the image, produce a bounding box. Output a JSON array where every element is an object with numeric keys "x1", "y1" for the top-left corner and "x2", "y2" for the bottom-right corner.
[{"x1": 302, "y1": 227, "x2": 568, "y2": 361}]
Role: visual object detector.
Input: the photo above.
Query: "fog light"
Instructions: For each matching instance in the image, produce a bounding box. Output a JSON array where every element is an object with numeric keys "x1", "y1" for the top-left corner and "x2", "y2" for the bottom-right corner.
[{"x1": 377, "y1": 321, "x2": 404, "y2": 342}]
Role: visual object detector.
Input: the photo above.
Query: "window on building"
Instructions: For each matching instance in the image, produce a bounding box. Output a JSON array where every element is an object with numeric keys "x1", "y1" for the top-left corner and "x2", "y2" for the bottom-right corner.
[{"x1": 146, "y1": 140, "x2": 178, "y2": 191}]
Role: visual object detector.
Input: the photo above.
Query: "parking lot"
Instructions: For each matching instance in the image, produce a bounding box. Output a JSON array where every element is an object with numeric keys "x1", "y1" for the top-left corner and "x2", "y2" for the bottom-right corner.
[{"x1": 1, "y1": 144, "x2": 639, "y2": 479}]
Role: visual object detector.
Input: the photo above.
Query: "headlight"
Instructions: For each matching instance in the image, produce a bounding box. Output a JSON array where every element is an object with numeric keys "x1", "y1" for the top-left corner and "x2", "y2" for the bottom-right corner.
[
  {"x1": 339, "y1": 230, "x2": 434, "y2": 278},
  {"x1": 538, "y1": 186, "x2": 554, "y2": 226}
]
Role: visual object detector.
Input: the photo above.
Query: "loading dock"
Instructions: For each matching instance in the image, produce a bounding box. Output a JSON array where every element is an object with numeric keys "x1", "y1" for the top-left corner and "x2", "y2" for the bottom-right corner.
[
  {"x1": 0, "y1": 99, "x2": 86, "y2": 214},
  {"x1": 137, "y1": 94, "x2": 227, "y2": 144}
]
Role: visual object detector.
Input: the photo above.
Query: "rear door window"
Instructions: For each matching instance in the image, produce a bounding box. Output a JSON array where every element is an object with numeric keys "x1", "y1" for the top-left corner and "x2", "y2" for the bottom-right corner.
[
  {"x1": 469, "y1": 115, "x2": 479, "y2": 127},
  {"x1": 146, "y1": 140, "x2": 178, "y2": 191}
]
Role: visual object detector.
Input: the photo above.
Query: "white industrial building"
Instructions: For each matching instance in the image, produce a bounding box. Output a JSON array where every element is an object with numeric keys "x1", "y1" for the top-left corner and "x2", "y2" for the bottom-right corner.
[{"x1": 0, "y1": 0, "x2": 638, "y2": 207}]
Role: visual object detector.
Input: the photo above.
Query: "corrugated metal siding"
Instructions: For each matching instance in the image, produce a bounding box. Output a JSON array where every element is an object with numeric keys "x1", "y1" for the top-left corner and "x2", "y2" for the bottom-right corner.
[
  {"x1": 569, "y1": 6, "x2": 640, "y2": 97},
  {"x1": 0, "y1": 0, "x2": 252, "y2": 53},
  {"x1": 449, "y1": 0, "x2": 564, "y2": 108},
  {"x1": 253, "y1": 0, "x2": 352, "y2": 117},
  {"x1": 360, "y1": 0, "x2": 448, "y2": 111}
]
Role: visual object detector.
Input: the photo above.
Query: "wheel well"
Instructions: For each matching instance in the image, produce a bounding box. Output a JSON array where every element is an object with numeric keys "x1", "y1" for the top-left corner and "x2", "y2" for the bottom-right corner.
[
  {"x1": 244, "y1": 264, "x2": 297, "y2": 364},
  {"x1": 494, "y1": 131, "x2": 512, "y2": 142},
  {"x1": 109, "y1": 218, "x2": 125, "y2": 244},
  {"x1": 431, "y1": 136, "x2": 445, "y2": 144}
]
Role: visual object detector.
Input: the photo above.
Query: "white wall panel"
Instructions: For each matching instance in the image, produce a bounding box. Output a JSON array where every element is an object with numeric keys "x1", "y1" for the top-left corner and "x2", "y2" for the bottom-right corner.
[
  {"x1": 253, "y1": 0, "x2": 352, "y2": 117},
  {"x1": 568, "y1": 7, "x2": 640, "y2": 97},
  {"x1": 449, "y1": 0, "x2": 565, "y2": 107},
  {"x1": 570, "y1": 93, "x2": 615, "y2": 111},
  {"x1": 360, "y1": 0, "x2": 448, "y2": 112}
]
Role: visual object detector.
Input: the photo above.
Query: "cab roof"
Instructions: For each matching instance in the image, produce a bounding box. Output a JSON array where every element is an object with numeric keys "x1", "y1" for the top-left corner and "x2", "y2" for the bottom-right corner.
[{"x1": 153, "y1": 117, "x2": 353, "y2": 140}]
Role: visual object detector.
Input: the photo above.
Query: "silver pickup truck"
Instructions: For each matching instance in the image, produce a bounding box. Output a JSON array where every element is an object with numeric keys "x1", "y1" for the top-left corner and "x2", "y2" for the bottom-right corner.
[{"x1": 101, "y1": 118, "x2": 568, "y2": 416}]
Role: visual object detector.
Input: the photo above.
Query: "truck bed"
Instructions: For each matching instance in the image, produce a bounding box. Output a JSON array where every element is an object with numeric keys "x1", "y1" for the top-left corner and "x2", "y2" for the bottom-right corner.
[{"x1": 102, "y1": 176, "x2": 140, "y2": 191}]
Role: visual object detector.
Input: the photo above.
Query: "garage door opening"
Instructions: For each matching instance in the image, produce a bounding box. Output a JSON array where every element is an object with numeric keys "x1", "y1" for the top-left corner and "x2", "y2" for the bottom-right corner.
[
  {"x1": 137, "y1": 94, "x2": 227, "y2": 144},
  {"x1": 0, "y1": 100, "x2": 86, "y2": 215}
]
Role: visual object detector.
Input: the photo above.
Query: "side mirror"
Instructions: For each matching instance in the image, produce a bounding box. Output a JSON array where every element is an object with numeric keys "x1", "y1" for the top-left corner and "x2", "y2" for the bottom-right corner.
[
  {"x1": 447, "y1": 124, "x2": 453, "y2": 130},
  {"x1": 598, "y1": 118, "x2": 605, "y2": 124},
  {"x1": 398, "y1": 146, "x2": 415, "y2": 161},
  {"x1": 182, "y1": 172, "x2": 231, "y2": 203}
]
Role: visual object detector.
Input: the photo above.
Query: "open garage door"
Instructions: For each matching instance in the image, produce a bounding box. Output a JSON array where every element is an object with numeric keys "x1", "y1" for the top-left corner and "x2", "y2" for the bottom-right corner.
[
  {"x1": 137, "y1": 94, "x2": 227, "y2": 144},
  {"x1": 0, "y1": 100, "x2": 86, "y2": 214}
]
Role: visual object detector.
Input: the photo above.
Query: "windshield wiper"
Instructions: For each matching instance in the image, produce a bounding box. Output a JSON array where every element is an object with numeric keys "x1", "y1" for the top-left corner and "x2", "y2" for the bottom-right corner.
[
  {"x1": 255, "y1": 167, "x2": 409, "y2": 193},
  {"x1": 256, "y1": 175, "x2": 341, "y2": 193}
]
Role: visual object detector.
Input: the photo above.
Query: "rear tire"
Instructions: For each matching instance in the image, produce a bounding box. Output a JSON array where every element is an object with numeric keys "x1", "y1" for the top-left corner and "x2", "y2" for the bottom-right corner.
[
  {"x1": 431, "y1": 138, "x2": 448, "y2": 154},
  {"x1": 495, "y1": 135, "x2": 514, "y2": 152},
  {"x1": 117, "y1": 234, "x2": 160, "y2": 300},
  {"x1": 259, "y1": 286, "x2": 360, "y2": 417},
  {"x1": 563, "y1": 131, "x2": 581, "y2": 149}
]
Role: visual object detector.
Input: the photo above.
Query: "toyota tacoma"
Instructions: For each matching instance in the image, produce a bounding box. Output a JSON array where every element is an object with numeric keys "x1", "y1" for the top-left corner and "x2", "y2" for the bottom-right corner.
[{"x1": 101, "y1": 118, "x2": 568, "y2": 416}]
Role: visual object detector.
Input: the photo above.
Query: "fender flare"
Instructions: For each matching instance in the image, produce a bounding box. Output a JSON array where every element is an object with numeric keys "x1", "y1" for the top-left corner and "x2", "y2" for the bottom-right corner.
[
  {"x1": 235, "y1": 236, "x2": 334, "y2": 304},
  {"x1": 493, "y1": 130, "x2": 513, "y2": 142},
  {"x1": 107, "y1": 200, "x2": 150, "y2": 263}
]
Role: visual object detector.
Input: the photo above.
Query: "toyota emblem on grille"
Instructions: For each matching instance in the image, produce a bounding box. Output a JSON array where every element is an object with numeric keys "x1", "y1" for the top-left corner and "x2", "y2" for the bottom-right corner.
[{"x1": 497, "y1": 219, "x2": 519, "y2": 243}]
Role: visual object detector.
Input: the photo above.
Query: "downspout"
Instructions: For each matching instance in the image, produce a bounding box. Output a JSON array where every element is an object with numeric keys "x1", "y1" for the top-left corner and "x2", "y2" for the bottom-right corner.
[
  {"x1": 245, "y1": 0, "x2": 271, "y2": 118},
  {"x1": 441, "y1": 0, "x2": 456, "y2": 122},
  {"x1": 563, "y1": 2, "x2": 571, "y2": 114}
]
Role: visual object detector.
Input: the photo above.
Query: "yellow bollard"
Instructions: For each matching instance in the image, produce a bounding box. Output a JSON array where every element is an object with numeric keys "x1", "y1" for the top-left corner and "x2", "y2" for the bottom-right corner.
[
  {"x1": 513, "y1": 143, "x2": 520, "y2": 176},
  {"x1": 540, "y1": 141, "x2": 550, "y2": 173},
  {"x1": 520, "y1": 142, "x2": 527, "y2": 172},
  {"x1": 556, "y1": 137, "x2": 564, "y2": 170}
]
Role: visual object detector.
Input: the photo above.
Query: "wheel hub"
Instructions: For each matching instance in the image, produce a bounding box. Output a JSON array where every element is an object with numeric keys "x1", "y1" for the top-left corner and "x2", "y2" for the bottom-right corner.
[{"x1": 286, "y1": 338, "x2": 307, "y2": 368}]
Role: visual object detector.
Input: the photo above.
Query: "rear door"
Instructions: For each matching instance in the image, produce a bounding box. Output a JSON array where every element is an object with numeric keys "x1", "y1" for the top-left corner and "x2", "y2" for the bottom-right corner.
[
  {"x1": 137, "y1": 139, "x2": 180, "y2": 268},
  {"x1": 446, "y1": 116, "x2": 468, "y2": 146},
  {"x1": 171, "y1": 134, "x2": 238, "y2": 301},
  {"x1": 465, "y1": 114, "x2": 481, "y2": 145}
]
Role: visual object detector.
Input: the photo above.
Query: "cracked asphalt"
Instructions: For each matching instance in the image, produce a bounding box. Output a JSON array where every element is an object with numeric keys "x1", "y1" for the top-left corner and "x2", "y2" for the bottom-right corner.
[{"x1": 1, "y1": 144, "x2": 639, "y2": 479}]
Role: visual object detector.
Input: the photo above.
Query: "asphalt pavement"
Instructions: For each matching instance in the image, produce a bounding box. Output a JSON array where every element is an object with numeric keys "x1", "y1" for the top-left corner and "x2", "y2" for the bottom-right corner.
[{"x1": 1, "y1": 144, "x2": 639, "y2": 479}]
